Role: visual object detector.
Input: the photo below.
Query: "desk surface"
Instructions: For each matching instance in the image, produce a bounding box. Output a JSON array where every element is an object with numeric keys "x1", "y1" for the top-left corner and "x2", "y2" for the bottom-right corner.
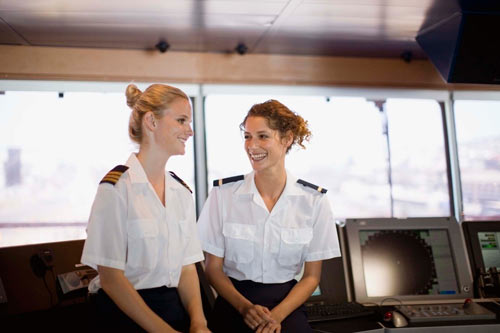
[
  {"x1": 312, "y1": 319, "x2": 500, "y2": 333},
  {"x1": 311, "y1": 316, "x2": 383, "y2": 333},
  {"x1": 310, "y1": 302, "x2": 500, "y2": 333}
]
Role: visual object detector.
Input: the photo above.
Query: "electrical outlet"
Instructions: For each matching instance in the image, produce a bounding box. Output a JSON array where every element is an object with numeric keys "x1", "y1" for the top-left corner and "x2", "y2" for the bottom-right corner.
[{"x1": 38, "y1": 249, "x2": 54, "y2": 267}]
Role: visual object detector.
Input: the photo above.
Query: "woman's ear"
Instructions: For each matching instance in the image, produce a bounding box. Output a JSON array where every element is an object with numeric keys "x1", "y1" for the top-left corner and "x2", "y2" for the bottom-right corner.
[
  {"x1": 143, "y1": 111, "x2": 156, "y2": 132},
  {"x1": 282, "y1": 131, "x2": 294, "y2": 150}
]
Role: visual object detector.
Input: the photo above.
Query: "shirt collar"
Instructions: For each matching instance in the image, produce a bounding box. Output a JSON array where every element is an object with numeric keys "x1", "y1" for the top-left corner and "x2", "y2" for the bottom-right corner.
[
  {"x1": 125, "y1": 153, "x2": 182, "y2": 191},
  {"x1": 234, "y1": 170, "x2": 304, "y2": 197},
  {"x1": 282, "y1": 170, "x2": 304, "y2": 196},
  {"x1": 126, "y1": 153, "x2": 149, "y2": 184}
]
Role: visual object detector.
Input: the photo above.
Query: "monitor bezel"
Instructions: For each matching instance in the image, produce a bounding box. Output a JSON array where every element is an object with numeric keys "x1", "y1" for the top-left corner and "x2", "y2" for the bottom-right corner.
[
  {"x1": 345, "y1": 217, "x2": 473, "y2": 304},
  {"x1": 462, "y1": 221, "x2": 500, "y2": 274}
]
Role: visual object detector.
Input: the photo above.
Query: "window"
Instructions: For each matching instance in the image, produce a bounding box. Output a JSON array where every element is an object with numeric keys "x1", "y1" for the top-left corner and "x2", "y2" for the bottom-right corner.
[
  {"x1": 0, "y1": 90, "x2": 194, "y2": 247},
  {"x1": 205, "y1": 94, "x2": 450, "y2": 219},
  {"x1": 454, "y1": 100, "x2": 500, "y2": 220},
  {"x1": 386, "y1": 99, "x2": 449, "y2": 217}
]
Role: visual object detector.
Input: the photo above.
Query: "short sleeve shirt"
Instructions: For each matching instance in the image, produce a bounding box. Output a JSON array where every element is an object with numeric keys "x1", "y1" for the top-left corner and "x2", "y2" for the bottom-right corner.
[
  {"x1": 197, "y1": 170, "x2": 341, "y2": 283},
  {"x1": 81, "y1": 153, "x2": 204, "y2": 293}
]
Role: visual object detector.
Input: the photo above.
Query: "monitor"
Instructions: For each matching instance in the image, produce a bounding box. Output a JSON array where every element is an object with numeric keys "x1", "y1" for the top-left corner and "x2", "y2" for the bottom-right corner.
[
  {"x1": 344, "y1": 217, "x2": 473, "y2": 304},
  {"x1": 463, "y1": 221, "x2": 500, "y2": 274}
]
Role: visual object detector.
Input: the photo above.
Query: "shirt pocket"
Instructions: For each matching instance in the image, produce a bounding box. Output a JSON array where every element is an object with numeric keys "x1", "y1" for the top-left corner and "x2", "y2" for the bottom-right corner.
[
  {"x1": 222, "y1": 223, "x2": 256, "y2": 264},
  {"x1": 278, "y1": 227, "x2": 313, "y2": 266},
  {"x1": 128, "y1": 219, "x2": 159, "y2": 270}
]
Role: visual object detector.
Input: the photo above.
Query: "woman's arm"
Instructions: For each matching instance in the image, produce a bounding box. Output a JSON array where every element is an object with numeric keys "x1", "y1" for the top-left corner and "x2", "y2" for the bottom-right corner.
[
  {"x1": 98, "y1": 265, "x2": 178, "y2": 333},
  {"x1": 204, "y1": 253, "x2": 274, "y2": 330},
  {"x1": 257, "y1": 260, "x2": 322, "y2": 333},
  {"x1": 177, "y1": 263, "x2": 210, "y2": 333}
]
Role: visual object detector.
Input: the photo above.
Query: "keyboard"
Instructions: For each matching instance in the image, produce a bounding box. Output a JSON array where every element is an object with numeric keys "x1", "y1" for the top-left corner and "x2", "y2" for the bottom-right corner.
[
  {"x1": 305, "y1": 302, "x2": 375, "y2": 322},
  {"x1": 396, "y1": 303, "x2": 496, "y2": 323}
]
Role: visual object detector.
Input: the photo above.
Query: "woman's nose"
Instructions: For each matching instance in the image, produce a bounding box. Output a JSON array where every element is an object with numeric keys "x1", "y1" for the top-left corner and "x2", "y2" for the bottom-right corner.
[
  {"x1": 187, "y1": 124, "x2": 194, "y2": 137},
  {"x1": 246, "y1": 137, "x2": 257, "y2": 149}
]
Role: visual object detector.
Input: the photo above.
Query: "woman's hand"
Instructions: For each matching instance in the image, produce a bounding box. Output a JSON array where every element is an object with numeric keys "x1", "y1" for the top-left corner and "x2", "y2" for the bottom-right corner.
[
  {"x1": 241, "y1": 304, "x2": 275, "y2": 330},
  {"x1": 255, "y1": 308, "x2": 283, "y2": 333},
  {"x1": 256, "y1": 320, "x2": 281, "y2": 333}
]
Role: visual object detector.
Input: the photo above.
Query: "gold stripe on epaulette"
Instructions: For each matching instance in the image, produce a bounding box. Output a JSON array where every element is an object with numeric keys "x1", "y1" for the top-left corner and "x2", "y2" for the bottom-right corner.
[
  {"x1": 219, "y1": 179, "x2": 223, "y2": 186},
  {"x1": 317, "y1": 187, "x2": 323, "y2": 193},
  {"x1": 106, "y1": 171, "x2": 124, "y2": 177},
  {"x1": 100, "y1": 165, "x2": 129, "y2": 186},
  {"x1": 101, "y1": 176, "x2": 120, "y2": 183},
  {"x1": 103, "y1": 174, "x2": 121, "y2": 179},
  {"x1": 103, "y1": 173, "x2": 121, "y2": 179}
]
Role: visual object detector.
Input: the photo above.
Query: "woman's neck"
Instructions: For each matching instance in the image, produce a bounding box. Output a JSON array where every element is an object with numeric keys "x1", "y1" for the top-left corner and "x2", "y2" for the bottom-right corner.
[
  {"x1": 136, "y1": 146, "x2": 169, "y2": 186},
  {"x1": 254, "y1": 167, "x2": 287, "y2": 212}
]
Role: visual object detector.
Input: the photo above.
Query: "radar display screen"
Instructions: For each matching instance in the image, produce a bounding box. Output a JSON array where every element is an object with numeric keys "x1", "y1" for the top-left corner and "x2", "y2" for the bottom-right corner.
[{"x1": 360, "y1": 229, "x2": 459, "y2": 297}]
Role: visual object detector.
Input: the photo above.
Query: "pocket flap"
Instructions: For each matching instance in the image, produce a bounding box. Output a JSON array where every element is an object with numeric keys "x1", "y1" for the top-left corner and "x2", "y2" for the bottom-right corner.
[
  {"x1": 222, "y1": 223, "x2": 256, "y2": 241},
  {"x1": 280, "y1": 227, "x2": 313, "y2": 244}
]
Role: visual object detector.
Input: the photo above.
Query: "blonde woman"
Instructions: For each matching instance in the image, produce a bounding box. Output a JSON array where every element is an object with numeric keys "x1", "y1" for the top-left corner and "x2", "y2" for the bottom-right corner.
[{"x1": 82, "y1": 84, "x2": 210, "y2": 332}]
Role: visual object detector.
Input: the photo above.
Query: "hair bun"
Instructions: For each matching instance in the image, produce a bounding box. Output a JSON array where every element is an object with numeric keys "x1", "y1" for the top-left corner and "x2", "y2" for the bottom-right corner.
[{"x1": 125, "y1": 84, "x2": 142, "y2": 108}]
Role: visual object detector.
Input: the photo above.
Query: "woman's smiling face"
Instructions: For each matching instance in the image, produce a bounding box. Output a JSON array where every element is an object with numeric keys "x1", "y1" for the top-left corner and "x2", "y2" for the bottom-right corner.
[
  {"x1": 154, "y1": 98, "x2": 193, "y2": 157},
  {"x1": 243, "y1": 116, "x2": 290, "y2": 173}
]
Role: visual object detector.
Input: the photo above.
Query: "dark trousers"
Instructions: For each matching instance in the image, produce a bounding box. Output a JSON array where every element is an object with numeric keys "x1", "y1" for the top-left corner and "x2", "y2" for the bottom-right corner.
[
  {"x1": 209, "y1": 278, "x2": 312, "y2": 333},
  {"x1": 93, "y1": 286, "x2": 189, "y2": 332}
]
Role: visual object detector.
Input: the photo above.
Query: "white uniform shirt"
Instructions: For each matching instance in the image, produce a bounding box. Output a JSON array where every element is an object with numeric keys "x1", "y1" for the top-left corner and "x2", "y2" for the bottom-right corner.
[
  {"x1": 81, "y1": 153, "x2": 204, "y2": 293},
  {"x1": 197, "y1": 170, "x2": 341, "y2": 283}
]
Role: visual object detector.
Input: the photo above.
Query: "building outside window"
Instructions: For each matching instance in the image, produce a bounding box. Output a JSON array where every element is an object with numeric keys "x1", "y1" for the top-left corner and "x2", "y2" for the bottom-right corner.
[{"x1": 454, "y1": 100, "x2": 500, "y2": 220}]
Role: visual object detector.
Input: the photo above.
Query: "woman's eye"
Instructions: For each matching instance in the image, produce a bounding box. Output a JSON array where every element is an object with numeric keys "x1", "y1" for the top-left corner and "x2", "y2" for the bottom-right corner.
[
  {"x1": 244, "y1": 135, "x2": 250, "y2": 140},
  {"x1": 259, "y1": 134, "x2": 268, "y2": 139},
  {"x1": 178, "y1": 118, "x2": 185, "y2": 124}
]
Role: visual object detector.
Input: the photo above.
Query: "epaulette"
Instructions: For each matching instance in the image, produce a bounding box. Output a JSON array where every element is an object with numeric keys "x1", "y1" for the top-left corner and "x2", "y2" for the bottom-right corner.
[
  {"x1": 297, "y1": 179, "x2": 327, "y2": 194},
  {"x1": 100, "y1": 165, "x2": 129, "y2": 186},
  {"x1": 169, "y1": 171, "x2": 192, "y2": 193},
  {"x1": 213, "y1": 175, "x2": 244, "y2": 187}
]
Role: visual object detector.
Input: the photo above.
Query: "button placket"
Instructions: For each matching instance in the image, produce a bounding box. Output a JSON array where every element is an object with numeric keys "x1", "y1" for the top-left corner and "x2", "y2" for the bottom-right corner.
[
  {"x1": 262, "y1": 218, "x2": 269, "y2": 279},
  {"x1": 262, "y1": 211, "x2": 278, "y2": 280}
]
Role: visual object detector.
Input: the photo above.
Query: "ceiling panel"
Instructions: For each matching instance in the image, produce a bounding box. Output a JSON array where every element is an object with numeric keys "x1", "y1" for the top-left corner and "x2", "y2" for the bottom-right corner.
[
  {"x1": 0, "y1": 10, "x2": 271, "y2": 51},
  {"x1": 253, "y1": 0, "x2": 431, "y2": 57},
  {"x1": 0, "y1": 0, "x2": 469, "y2": 58},
  {"x1": 0, "y1": 17, "x2": 25, "y2": 44},
  {"x1": 303, "y1": 0, "x2": 437, "y2": 7},
  {"x1": 294, "y1": 3, "x2": 428, "y2": 18},
  {"x1": 254, "y1": 34, "x2": 426, "y2": 58},
  {"x1": 0, "y1": 0, "x2": 287, "y2": 15}
]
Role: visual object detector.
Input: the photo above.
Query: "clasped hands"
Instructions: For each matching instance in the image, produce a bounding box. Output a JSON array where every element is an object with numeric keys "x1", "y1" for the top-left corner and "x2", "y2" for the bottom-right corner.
[{"x1": 242, "y1": 304, "x2": 282, "y2": 333}]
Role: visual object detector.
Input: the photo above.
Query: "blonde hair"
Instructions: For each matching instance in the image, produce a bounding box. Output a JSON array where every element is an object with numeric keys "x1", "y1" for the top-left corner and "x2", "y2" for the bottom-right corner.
[
  {"x1": 240, "y1": 99, "x2": 311, "y2": 153},
  {"x1": 125, "y1": 83, "x2": 189, "y2": 144}
]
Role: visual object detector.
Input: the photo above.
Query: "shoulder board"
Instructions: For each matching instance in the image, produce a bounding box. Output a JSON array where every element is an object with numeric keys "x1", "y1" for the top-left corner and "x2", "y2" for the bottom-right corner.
[
  {"x1": 297, "y1": 179, "x2": 327, "y2": 194},
  {"x1": 100, "y1": 165, "x2": 129, "y2": 186},
  {"x1": 169, "y1": 171, "x2": 192, "y2": 193},
  {"x1": 213, "y1": 175, "x2": 244, "y2": 187}
]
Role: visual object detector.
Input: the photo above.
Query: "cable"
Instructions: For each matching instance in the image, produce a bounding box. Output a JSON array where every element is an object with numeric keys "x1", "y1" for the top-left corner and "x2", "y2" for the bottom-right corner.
[
  {"x1": 48, "y1": 267, "x2": 63, "y2": 307},
  {"x1": 42, "y1": 273, "x2": 54, "y2": 307}
]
